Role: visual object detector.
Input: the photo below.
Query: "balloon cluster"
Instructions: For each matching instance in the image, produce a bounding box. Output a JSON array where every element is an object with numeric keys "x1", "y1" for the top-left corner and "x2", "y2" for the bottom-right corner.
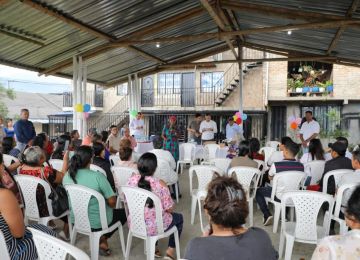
[
  {"x1": 129, "y1": 110, "x2": 138, "y2": 117},
  {"x1": 74, "y1": 103, "x2": 91, "y2": 119},
  {"x1": 288, "y1": 115, "x2": 302, "y2": 130},
  {"x1": 233, "y1": 111, "x2": 248, "y2": 125}
]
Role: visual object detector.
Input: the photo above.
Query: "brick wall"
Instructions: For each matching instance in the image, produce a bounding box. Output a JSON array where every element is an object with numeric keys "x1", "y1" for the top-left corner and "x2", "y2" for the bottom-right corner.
[{"x1": 333, "y1": 64, "x2": 360, "y2": 100}]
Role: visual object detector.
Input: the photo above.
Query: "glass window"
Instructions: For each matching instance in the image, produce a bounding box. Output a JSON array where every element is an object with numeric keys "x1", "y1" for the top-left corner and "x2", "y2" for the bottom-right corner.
[
  {"x1": 158, "y1": 73, "x2": 182, "y2": 94},
  {"x1": 300, "y1": 105, "x2": 341, "y2": 133},
  {"x1": 158, "y1": 74, "x2": 166, "y2": 94},
  {"x1": 116, "y1": 83, "x2": 128, "y2": 95},
  {"x1": 200, "y1": 72, "x2": 224, "y2": 93},
  {"x1": 173, "y1": 74, "x2": 181, "y2": 94}
]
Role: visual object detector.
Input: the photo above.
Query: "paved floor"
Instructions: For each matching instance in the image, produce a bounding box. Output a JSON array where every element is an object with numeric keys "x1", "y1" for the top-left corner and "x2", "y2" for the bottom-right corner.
[{"x1": 57, "y1": 168, "x2": 317, "y2": 260}]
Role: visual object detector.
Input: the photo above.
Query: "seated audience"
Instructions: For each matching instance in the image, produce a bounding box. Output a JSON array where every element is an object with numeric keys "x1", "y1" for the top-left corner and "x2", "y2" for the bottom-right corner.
[
  {"x1": 325, "y1": 136, "x2": 352, "y2": 161},
  {"x1": 127, "y1": 153, "x2": 183, "y2": 259},
  {"x1": 312, "y1": 185, "x2": 360, "y2": 260},
  {"x1": 0, "y1": 152, "x2": 21, "y2": 203},
  {"x1": 92, "y1": 133, "x2": 110, "y2": 161},
  {"x1": 32, "y1": 133, "x2": 51, "y2": 160},
  {"x1": 267, "y1": 136, "x2": 292, "y2": 167},
  {"x1": 70, "y1": 129, "x2": 81, "y2": 149},
  {"x1": 337, "y1": 148, "x2": 360, "y2": 212},
  {"x1": 107, "y1": 125, "x2": 122, "y2": 154},
  {"x1": 249, "y1": 137, "x2": 265, "y2": 161},
  {"x1": 255, "y1": 139, "x2": 304, "y2": 226},
  {"x1": 51, "y1": 134, "x2": 71, "y2": 160},
  {"x1": 0, "y1": 116, "x2": 5, "y2": 146},
  {"x1": 92, "y1": 142, "x2": 116, "y2": 192},
  {"x1": 319, "y1": 141, "x2": 353, "y2": 195},
  {"x1": 101, "y1": 130, "x2": 109, "y2": 144},
  {"x1": 300, "y1": 138, "x2": 325, "y2": 164},
  {"x1": 118, "y1": 139, "x2": 137, "y2": 169},
  {"x1": 230, "y1": 140, "x2": 258, "y2": 168},
  {"x1": 1, "y1": 136, "x2": 20, "y2": 158},
  {"x1": 121, "y1": 127, "x2": 137, "y2": 149},
  {"x1": 82, "y1": 128, "x2": 97, "y2": 146},
  {"x1": 185, "y1": 175, "x2": 278, "y2": 260},
  {"x1": 0, "y1": 183, "x2": 56, "y2": 260},
  {"x1": 149, "y1": 137, "x2": 176, "y2": 170},
  {"x1": 19, "y1": 146, "x2": 69, "y2": 240},
  {"x1": 63, "y1": 146, "x2": 126, "y2": 256}
]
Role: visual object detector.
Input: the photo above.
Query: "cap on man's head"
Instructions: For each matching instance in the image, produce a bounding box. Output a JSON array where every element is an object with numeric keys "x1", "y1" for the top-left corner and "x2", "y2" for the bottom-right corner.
[
  {"x1": 228, "y1": 117, "x2": 234, "y2": 121},
  {"x1": 329, "y1": 141, "x2": 347, "y2": 156}
]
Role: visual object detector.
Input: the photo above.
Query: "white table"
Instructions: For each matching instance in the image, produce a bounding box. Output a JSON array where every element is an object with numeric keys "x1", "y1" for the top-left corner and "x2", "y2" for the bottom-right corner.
[
  {"x1": 179, "y1": 144, "x2": 229, "y2": 160},
  {"x1": 134, "y1": 142, "x2": 154, "y2": 155}
]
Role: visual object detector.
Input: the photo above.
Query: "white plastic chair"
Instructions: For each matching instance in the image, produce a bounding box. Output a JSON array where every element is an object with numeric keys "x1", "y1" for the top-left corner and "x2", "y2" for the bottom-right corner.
[
  {"x1": 228, "y1": 166, "x2": 261, "y2": 226},
  {"x1": 29, "y1": 227, "x2": 90, "y2": 260},
  {"x1": 259, "y1": 147, "x2": 276, "y2": 170},
  {"x1": 322, "y1": 169, "x2": 354, "y2": 194},
  {"x1": 112, "y1": 166, "x2": 138, "y2": 208},
  {"x1": 3, "y1": 154, "x2": 19, "y2": 167},
  {"x1": 155, "y1": 158, "x2": 179, "y2": 203},
  {"x1": 278, "y1": 191, "x2": 334, "y2": 260},
  {"x1": 122, "y1": 186, "x2": 180, "y2": 260},
  {"x1": 0, "y1": 230, "x2": 10, "y2": 260},
  {"x1": 109, "y1": 155, "x2": 120, "y2": 167},
  {"x1": 64, "y1": 184, "x2": 125, "y2": 260},
  {"x1": 332, "y1": 183, "x2": 359, "y2": 235},
  {"x1": 264, "y1": 171, "x2": 305, "y2": 233},
  {"x1": 14, "y1": 175, "x2": 70, "y2": 227},
  {"x1": 202, "y1": 158, "x2": 231, "y2": 174},
  {"x1": 204, "y1": 144, "x2": 220, "y2": 161},
  {"x1": 89, "y1": 164, "x2": 107, "y2": 176},
  {"x1": 303, "y1": 160, "x2": 325, "y2": 186},
  {"x1": 267, "y1": 141, "x2": 281, "y2": 150},
  {"x1": 177, "y1": 143, "x2": 196, "y2": 174},
  {"x1": 189, "y1": 165, "x2": 218, "y2": 230},
  {"x1": 48, "y1": 159, "x2": 64, "y2": 172}
]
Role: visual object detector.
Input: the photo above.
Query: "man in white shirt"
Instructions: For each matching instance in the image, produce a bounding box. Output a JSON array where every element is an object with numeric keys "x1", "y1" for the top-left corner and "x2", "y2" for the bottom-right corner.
[
  {"x1": 106, "y1": 125, "x2": 122, "y2": 154},
  {"x1": 129, "y1": 112, "x2": 144, "y2": 137},
  {"x1": 299, "y1": 110, "x2": 320, "y2": 153},
  {"x1": 225, "y1": 117, "x2": 243, "y2": 143},
  {"x1": 199, "y1": 113, "x2": 217, "y2": 143},
  {"x1": 149, "y1": 138, "x2": 176, "y2": 170}
]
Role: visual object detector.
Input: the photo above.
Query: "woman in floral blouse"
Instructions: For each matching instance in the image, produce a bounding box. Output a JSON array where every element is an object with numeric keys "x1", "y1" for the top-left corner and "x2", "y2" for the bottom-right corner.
[
  {"x1": 127, "y1": 152, "x2": 183, "y2": 259},
  {"x1": 312, "y1": 185, "x2": 360, "y2": 260},
  {"x1": 162, "y1": 116, "x2": 180, "y2": 162}
]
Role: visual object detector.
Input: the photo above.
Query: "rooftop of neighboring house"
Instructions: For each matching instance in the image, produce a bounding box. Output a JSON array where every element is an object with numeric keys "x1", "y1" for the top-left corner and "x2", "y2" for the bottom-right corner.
[{"x1": 2, "y1": 91, "x2": 63, "y2": 122}]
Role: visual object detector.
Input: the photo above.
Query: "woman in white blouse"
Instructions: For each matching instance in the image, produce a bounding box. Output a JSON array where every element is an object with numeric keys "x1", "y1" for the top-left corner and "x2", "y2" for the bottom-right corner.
[
  {"x1": 300, "y1": 139, "x2": 325, "y2": 164},
  {"x1": 312, "y1": 185, "x2": 360, "y2": 260}
]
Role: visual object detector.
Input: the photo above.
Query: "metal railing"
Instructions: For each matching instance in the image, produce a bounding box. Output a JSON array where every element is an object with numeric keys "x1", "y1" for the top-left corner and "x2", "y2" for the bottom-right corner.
[
  {"x1": 88, "y1": 112, "x2": 129, "y2": 132},
  {"x1": 63, "y1": 91, "x2": 104, "y2": 107}
]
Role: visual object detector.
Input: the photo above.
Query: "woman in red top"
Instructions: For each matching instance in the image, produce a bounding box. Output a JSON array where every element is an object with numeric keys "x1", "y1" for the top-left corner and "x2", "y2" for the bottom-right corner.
[
  {"x1": 249, "y1": 138, "x2": 265, "y2": 161},
  {"x1": 19, "y1": 146, "x2": 69, "y2": 240}
]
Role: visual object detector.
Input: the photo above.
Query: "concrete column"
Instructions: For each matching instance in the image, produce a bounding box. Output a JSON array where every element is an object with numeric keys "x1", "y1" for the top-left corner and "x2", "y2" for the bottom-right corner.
[
  {"x1": 77, "y1": 57, "x2": 83, "y2": 137},
  {"x1": 82, "y1": 64, "x2": 87, "y2": 137}
]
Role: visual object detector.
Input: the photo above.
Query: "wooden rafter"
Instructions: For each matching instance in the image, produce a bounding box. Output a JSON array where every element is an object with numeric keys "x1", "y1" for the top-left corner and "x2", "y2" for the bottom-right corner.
[
  {"x1": 200, "y1": 0, "x2": 238, "y2": 58},
  {"x1": 127, "y1": 46, "x2": 165, "y2": 64},
  {"x1": 0, "y1": 27, "x2": 44, "y2": 46},
  {"x1": 221, "y1": 0, "x2": 360, "y2": 24},
  {"x1": 108, "y1": 19, "x2": 360, "y2": 46},
  {"x1": 326, "y1": 0, "x2": 360, "y2": 54},
  {"x1": 39, "y1": 6, "x2": 205, "y2": 76}
]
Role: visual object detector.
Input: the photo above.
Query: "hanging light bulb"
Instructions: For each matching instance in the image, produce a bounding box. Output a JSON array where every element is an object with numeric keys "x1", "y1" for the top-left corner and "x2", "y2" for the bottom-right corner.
[
  {"x1": 287, "y1": 30, "x2": 292, "y2": 35},
  {"x1": 156, "y1": 43, "x2": 160, "y2": 48}
]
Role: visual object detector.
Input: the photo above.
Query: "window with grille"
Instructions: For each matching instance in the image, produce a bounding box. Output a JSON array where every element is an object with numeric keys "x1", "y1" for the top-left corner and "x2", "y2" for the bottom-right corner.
[
  {"x1": 158, "y1": 73, "x2": 181, "y2": 94},
  {"x1": 200, "y1": 72, "x2": 224, "y2": 93}
]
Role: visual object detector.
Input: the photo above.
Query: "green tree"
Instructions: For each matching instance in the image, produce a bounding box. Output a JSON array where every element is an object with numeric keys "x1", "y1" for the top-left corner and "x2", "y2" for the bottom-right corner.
[{"x1": 0, "y1": 83, "x2": 16, "y2": 118}]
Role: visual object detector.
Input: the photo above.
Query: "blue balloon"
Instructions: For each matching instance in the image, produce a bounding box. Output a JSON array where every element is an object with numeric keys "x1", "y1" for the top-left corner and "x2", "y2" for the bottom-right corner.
[
  {"x1": 83, "y1": 103, "x2": 91, "y2": 112},
  {"x1": 241, "y1": 113, "x2": 248, "y2": 121}
]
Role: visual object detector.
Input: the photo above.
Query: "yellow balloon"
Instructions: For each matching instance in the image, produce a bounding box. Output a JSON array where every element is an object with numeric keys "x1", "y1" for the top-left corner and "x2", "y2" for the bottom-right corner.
[
  {"x1": 233, "y1": 115, "x2": 238, "y2": 121},
  {"x1": 75, "y1": 103, "x2": 83, "y2": 112}
]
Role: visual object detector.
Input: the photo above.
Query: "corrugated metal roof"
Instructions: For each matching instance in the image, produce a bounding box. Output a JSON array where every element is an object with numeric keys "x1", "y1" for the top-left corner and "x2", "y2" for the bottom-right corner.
[{"x1": 1, "y1": 0, "x2": 360, "y2": 85}]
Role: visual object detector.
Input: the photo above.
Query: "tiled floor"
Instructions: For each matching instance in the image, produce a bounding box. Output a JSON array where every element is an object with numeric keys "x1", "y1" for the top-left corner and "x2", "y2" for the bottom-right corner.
[{"x1": 58, "y1": 168, "x2": 317, "y2": 260}]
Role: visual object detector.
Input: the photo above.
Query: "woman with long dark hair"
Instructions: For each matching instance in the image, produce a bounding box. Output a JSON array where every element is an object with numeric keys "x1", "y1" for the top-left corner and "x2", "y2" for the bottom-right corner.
[
  {"x1": 127, "y1": 152, "x2": 183, "y2": 259},
  {"x1": 300, "y1": 139, "x2": 325, "y2": 164},
  {"x1": 185, "y1": 175, "x2": 277, "y2": 260},
  {"x1": 249, "y1": 137, "x2": 265, "y2": 161},
  {"x1": 62, "y1": 146, "x2": 126, "y2": 256},
  {"x1": 51, "y1": 134, "x2": 71, "y2": 160}
]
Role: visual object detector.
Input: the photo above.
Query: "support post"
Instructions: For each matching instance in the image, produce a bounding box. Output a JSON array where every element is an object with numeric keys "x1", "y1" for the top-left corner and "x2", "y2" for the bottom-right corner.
[
  {"x1": 128, "y1": 74, "x2": 134, "y2": 120},
  {"x1": 238, "y1": 46, "x2": 244, "y2": 133},
  {"x1": 77, "y1": 57, "x2": 83, "y2": 137},
  {"x1": 72, "y1": 56, "x2": 78, "y2": 131},
  {"x1": 82, "y1": 64, "x2": 87, "y2": 137}
]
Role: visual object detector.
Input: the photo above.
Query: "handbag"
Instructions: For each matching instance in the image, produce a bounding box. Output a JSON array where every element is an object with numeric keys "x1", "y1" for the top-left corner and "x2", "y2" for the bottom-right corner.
[{"x1": 41, "y1": 167, "x2": 69, "y2": 217}]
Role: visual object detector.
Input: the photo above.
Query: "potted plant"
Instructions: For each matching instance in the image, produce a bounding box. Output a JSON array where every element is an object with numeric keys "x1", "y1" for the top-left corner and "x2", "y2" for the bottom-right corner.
[
  {"x1": 318, "y1": 82, "x2": 326, "y2": 93},
  {"x1": 295, "y1": 79, "x2": 303, "y2": 93},
  {"x1": 325, "y1": 80, "x2": 333, "y2": 93},
  {"x1": 287, "y1": 79, "x2": 295, "y2": 95}
]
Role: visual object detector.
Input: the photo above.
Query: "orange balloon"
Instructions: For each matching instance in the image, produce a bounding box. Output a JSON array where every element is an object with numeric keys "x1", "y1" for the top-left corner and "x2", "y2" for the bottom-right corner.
[{"x1": 290, "y1": 122, "x2": 298, "y2": 130}]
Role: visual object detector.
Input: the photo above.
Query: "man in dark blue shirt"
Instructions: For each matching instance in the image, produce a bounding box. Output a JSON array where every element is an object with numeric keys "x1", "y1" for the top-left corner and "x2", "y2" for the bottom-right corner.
[
  {"x1": 13, "y1": 108, "x2": 36, "y2": 152},
  {"x1": 255, "y1": 138, "x2": 304, "y2": 226}
]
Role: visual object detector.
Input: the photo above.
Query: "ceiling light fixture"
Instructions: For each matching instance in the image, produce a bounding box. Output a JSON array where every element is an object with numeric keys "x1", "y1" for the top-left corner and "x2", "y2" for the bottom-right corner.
[
  {"x1": 156, "y1": 43, "x2": 160, "y2": 48},
  {"x1": 287, "y1": 30, "x2": 292, "y2": 35}
]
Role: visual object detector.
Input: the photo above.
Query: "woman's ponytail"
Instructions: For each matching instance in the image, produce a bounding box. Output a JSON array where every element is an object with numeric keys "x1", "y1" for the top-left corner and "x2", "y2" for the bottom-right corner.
[
  {"x1": 68, "y1": 146, "x2": 94, "y2": 184},
  {"x1": 137, "y1": 153, "x2": 158, "y2": 208}
]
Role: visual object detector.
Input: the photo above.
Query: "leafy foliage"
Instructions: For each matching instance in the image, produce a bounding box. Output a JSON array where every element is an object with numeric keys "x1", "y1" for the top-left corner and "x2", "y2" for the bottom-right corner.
[{"x1": 0, "y1": 83, "x2": 16, "y2": 118}]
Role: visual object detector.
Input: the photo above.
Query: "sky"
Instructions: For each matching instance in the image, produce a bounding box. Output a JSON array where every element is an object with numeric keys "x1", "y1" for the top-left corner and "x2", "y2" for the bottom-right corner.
[{"x1": 0, "y1": 64, "x2": 72, "y2": 93}]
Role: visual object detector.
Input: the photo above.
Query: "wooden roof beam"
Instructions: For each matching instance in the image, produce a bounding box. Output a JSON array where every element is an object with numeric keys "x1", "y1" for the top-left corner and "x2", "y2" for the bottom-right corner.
[
  {"x1": 39, "y1": 6, "x2": 205, "y2": 75},
  {"x1": 220, "y1": 0, "x2": 357, "y2": 23},
  {"x1": 0, "y1": 27, "x2": 45, "y2": 46},
  {"x1": 126, "y1": 46, "x2": 165, "y2": 64},
  {"x1": 326, "y1": 0, "x2": 360, "y2": 55},
  {"x1": 20, "y1": 0, "x2": 115, "y2": 41},
  {"x1": 200, "y1": 0, "x2": 238, "y2": 59}
]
